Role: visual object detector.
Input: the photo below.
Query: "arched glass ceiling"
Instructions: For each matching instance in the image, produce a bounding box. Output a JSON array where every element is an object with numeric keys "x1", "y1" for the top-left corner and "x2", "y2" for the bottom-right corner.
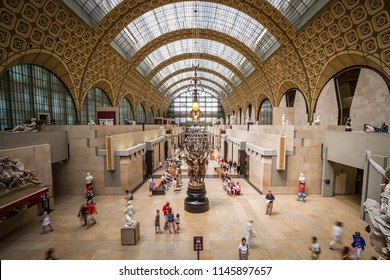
[
  {"x1": 67, "y1": 1, "x2": 329, "y2": 35},
  {"x1": 113, "y1": 2, "x2": 278, "y2": 61},
  {"x1": 266, "y1": 0, "x2": 330, "y2": 29},
  {"x1": 150, "y1": 59, "x2": 241, "y2": 88},
  {"x1": 137, "y1": 39, "x2": 254, "y2": 77},
  {"x1": 166, "y1": 80, "x2": 227, "y2": 98},
  {"x1": 160, "y1": 72, "x2": 233, "y2": 94},
  {"x1": 171, "y1": 89, "x2": 221, "y2": 101}
]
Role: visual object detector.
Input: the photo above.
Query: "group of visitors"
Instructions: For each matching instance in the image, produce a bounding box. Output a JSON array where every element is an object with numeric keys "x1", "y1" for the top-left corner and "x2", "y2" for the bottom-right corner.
[
  {"x1": 219, "y1": 157, "x2": 239, "y2": 174},
  {"x1": 156, "y1": 201, "x2": 180, "y2": 234},
  {"x1": 307, "y1": 223, "x2": 368, "y2": 260},
  {"x1": 222, "y1": 177, "x2": 241, "y2": 196},
  {"x1": 328, "y1": 220, "x2": 367, "y2": 259}
]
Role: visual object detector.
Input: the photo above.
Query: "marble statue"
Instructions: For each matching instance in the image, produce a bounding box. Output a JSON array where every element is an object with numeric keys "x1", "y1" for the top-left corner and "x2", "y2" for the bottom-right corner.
[
  {"x1": 312, "y1": 116, "x2": 321, "y2": 125},
  {"x1": 230, "y1": 116, "x2": 236, "y2": 125},
  {"x1": 85, "y1": 172, "x2": 93, "y2": 187},
  {"x1": 10, "y1": 118, "x2": 38, "y2": 132},
  {"x1": 364, "y1": 151, "x2": 390, "y2": 259},
  {"x1": 282, "y1": 114, "x2": 289, "y2": 126},
  {"x1": 0, "y1": 156, "x2": 42, "y2": 192},
  {"x1": 299, "y1": 173, "x2": 305, "y2": 184},
  {"x1": 124, "y1": 200, "x2": 136, "y2": 228}
]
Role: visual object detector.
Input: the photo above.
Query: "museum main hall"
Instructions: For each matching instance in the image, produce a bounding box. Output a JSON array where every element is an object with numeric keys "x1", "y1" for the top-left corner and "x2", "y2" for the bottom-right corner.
[{"x1": 0, "y1": 0, "x2": 389, "y2": 261}]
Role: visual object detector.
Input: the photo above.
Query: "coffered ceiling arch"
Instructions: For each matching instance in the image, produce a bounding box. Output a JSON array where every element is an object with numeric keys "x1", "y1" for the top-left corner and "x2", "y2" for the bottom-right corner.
[
  {"x1": 148, "y1": 54, "x2": 245, "y2": 86},
  {"x1": 168, "y1": 84, "x2": 223, "y2": 101},
  {"x1": 156, "y1": 67, "x2": 236, "y2": 92},
  {"x1": 160, "y1": 71, "x2": 233, "y2": 94},
  {"x1": 162, "y1": 77, "x2": 229, "y2": 98}
]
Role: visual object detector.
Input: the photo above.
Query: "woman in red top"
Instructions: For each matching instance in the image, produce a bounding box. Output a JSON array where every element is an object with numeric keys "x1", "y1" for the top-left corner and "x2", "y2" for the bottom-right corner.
[{"x1": 162, "y1": 202, "x2": 170, "y2": 230}]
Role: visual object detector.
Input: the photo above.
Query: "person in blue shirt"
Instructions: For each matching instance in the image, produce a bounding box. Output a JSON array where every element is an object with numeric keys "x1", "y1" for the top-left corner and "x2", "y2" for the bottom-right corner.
[
  {"x1": 351, "y1": 231, "x2": 366, "y2": 259},
  {"x1": 380, "y1": 122, "x2": 389, "y2": 133}
]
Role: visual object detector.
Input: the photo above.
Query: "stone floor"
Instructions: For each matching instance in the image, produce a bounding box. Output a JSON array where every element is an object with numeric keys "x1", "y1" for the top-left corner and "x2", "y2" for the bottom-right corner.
[{"x1": 0, "y1": 165, "x2": 378, "y2": 260}]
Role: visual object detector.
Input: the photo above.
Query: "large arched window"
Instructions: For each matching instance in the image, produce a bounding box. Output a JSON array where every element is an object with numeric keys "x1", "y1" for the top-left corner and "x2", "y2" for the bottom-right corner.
[
  {"x1": 167, "y1": 92, "x2": 224, "y2": 126},
  {"x1": 258, "y1": 98, "x2": 273, "y2": 125},
  {"x1": 136, "y1": 104, "x2": 146, "y2": 123},
  {"x1": 0, "y1": 64, "x2": 76, "y2": 130},
  {"x1": 118, "y1": 98, "x2": 134, "y2": 123},
  {"x1": 81, "y1": 88, "x2": 112, "y2": 124},
  {"x1": 147, "y1": 108, "x2": 154, "y2": 124}
]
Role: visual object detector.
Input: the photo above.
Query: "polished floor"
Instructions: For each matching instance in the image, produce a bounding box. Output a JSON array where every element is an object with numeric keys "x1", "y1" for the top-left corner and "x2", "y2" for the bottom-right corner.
[{"x1": 0, "y1": 165, "x2": 377, "y2": 260}]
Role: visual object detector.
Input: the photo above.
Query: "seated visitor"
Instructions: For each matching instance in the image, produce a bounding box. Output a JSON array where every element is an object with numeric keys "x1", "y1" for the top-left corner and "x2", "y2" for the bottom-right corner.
[{"x1": 380, "y1": 122, "x2": 389, "y2": 133}]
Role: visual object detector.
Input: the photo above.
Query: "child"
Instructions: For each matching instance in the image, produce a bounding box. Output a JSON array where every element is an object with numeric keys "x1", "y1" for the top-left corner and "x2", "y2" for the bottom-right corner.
[
  {"x1": 174, "y1": 213, "x2": 180, "y2": 233},
  {"x1": 309, "y1": 236, "x2": 321, "y2": 260},
  {"x1": 41, "y1": 211, "x2": 54, "y2": 234},
  {"x1": 124, "y1": 190, "x2": 132, "y2": 202},
  {"x1": 155, "y1": 210, "x2": 161, "y2": 234}
]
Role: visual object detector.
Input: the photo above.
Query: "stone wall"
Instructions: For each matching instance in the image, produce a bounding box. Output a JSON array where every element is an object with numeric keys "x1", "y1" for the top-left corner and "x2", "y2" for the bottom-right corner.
[
  {"x1": 314, "y1": 79, "x2": 339, "y2": 125},
  {"x1": 350, "y1": 68, "x2": 390, "y2": 131}
]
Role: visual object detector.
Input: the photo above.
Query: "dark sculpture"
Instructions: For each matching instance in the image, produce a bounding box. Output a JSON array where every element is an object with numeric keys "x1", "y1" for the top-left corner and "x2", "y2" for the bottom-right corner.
[{"x1": 180, "y1": 128, "x2": 210, "y2": 213}]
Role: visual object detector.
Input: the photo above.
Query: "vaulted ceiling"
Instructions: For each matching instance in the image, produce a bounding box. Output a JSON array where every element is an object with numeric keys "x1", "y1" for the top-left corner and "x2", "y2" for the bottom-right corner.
[{"x1": 64, "y1": 0, "x2": 329, "y2": 103}]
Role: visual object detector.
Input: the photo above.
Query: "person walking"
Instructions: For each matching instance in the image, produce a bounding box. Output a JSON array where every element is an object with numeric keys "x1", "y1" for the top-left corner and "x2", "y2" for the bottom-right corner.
[
  {"x1": 246, "y1": 219, "x2": 254, "y2": 247},
  {"x1": 155, "y1": 209, "x2": 161, "y2": 234},
  {"x1": 149, "y1": 177, "x2": 155, "y2": 197},
  {"x1": 309, "y1": 236, "x2": 321, "y2": 260},
  {"x1": 351, "y1": 231, "x2": 366, "y2": 259},
  {"x1": 329, "y1": 221, "x2": 343, "y2": 250},
  {"x1": 238, "y1": 237, "x2": 249, "y2": 260},
  {"x1": 41, "y1": 211, "x2": 54, "y2": 234},
  {"x1": 77, "y1": 203, "x2": 88, "y2": 227},
  {"x1": 265, "y1": 190, "x2": 275, "y2": 215},
  {"x1": 86, "y1": 201, "x2": 97, "y2": 227},
  {"x1": 45, "y1": 247, "x2": 58, "y2": 260}
]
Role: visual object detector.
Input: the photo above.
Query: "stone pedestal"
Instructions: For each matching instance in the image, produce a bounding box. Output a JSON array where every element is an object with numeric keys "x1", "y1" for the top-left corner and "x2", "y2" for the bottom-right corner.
[
  {"x1": 121, "y1": 222, "x2": 140, "y2": 245},
  {"x1": 184, "y1": 182, "x2": 209, "y2": 213}
]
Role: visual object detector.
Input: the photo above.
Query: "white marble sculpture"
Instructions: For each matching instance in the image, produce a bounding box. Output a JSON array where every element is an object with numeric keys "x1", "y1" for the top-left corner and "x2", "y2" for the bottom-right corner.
[
  {"x1": 299, "y1": 173, "x2": 305, "y2": 184},
  {"x1": 364, "y1": 151, "x2": 390, "y2": 259},
  {"x1": 85, "y1": 172, "x2": 93, "y2": 186},
  {"x1": 312, "y1": 116, "x2": 321, "y2": 125},
  {"x1": 282, "y1": 114, "x2": 289, "y2": 126},
  {"x1": 10, "y1": 118, "x2": 38, "y2": 132},
  {"x1": 124, "y1": 200, "x2": 136, "y2": 228}
]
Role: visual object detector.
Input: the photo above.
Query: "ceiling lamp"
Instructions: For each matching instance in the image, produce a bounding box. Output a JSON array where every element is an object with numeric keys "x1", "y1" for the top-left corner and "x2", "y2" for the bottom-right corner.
[
  {"x1": 190, "y1": 109, "x2": 202, "y2": 123},
  {"x1": 190, "y1": 67, "x2": 201, "y2": 112}
]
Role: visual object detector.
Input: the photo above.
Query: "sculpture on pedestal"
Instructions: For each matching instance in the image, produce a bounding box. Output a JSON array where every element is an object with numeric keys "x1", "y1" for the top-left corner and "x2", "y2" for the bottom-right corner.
[
  {"x1": 124, "y1": 201, "x2": 136, "y2": 228},
  {"x1": 364, "y1": 151, "x2": 390, "y2": 259},
  {"x1": 282, "y1": 114, "x2": 289, "y2": 126},
  {"x1": 312, "y1": 116, "x2": 321, "y2": 125},
  {"x1": 180, "y1": 127, "x2": 210, "y2": 213}
]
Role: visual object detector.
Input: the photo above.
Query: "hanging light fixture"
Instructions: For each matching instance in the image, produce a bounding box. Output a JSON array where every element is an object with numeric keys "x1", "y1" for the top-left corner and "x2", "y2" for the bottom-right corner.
[
  {"x1": 189, "y1": 2, "x2": 202, "y2": 122},
  {"x1": 190, "y1": 66, "x2": 201, "y2": 112}
]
